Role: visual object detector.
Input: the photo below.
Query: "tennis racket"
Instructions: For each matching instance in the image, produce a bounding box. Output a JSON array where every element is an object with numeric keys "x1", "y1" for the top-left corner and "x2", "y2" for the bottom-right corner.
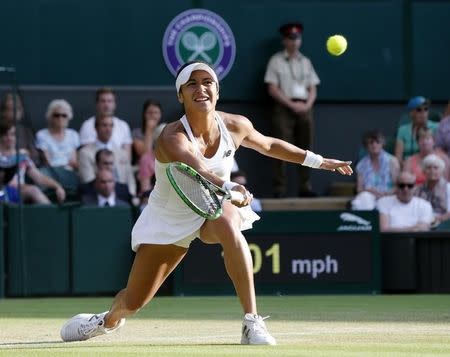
[{"x1": 166, "y1": 162, "x2": 244, "y2": 220}]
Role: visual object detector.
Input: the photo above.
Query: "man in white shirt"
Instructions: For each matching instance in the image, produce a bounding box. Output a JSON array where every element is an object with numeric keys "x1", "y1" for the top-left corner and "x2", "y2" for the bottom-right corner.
[
  {"x1": 377, "y1": 171, "x2": 433, "y2": 232},
  {"x1": 78, "y1": 116, "x2": 136, "y2": 196},
  {"x1": 79, "y1": 88, "x2": 132, "y2": 159}
]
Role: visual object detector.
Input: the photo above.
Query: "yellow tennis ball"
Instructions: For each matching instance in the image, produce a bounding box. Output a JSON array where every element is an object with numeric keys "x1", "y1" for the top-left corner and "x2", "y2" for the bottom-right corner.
[{"x1": 326, "y1": 35, "x2": 347, "y2": 56}]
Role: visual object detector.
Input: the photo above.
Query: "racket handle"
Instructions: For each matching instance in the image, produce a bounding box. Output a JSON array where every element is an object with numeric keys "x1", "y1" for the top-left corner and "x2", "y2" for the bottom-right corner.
[{"x1": 229, "y1": 190, "x2": 245, "y2": 201}]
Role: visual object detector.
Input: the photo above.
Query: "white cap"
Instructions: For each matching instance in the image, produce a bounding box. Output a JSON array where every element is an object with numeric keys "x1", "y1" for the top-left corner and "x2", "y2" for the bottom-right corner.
[{"x1": 175, "y1": 62, "x2": 219, "y2": 93}]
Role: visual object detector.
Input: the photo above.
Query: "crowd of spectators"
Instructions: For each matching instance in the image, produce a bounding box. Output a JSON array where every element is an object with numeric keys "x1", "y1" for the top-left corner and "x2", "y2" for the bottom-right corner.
[
  {"x1": 0, "y1": 88, "x2": 165, "y2": 208},
  {"x1": 352, "y1": 96, "x2": 450, "y2": 231},
  {"x1": 1, "y1": 85, "x2": 449, "y2": 232}
]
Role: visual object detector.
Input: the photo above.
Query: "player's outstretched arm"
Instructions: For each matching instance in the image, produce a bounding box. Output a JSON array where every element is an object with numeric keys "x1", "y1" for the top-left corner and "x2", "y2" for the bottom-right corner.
[{"x1": 234, "y1": 115, "x2": 353, "y2": 176}]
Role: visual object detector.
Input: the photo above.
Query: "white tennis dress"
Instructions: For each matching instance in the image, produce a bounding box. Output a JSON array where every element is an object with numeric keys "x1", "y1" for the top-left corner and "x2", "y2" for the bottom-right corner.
[{"x1": 131, "y1": 114, "x2": 259, "y2": 251}]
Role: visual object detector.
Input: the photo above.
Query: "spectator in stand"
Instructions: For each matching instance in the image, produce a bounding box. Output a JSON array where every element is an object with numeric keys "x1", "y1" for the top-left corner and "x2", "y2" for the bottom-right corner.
[
  {"x1": 81, "y1": 168, "x2": 130, "y2": 207},
  {"x1": 351, "y1": 130, "x2": 400, "y2": 210},
  {"x1": 434, "y1": 100, "x2": 450, "y2": 157},
  {"x1": 36, "y1": 99, "x2": 80, "y2": 170},
  {"x1": 137, "y1": 122, "x2": 166, "y2": 197},
  {"x1": 377, "y1": 171, "x2": 433, "y2": 232},
  {"x1": 0, "y1": 92, "x2": 40, "y2": 164},
  {"x1": 132, "y1": 99, "x2": 163, "y2": 163},
  {"x1": 78, "y1": 149, "x2": 131, "y2": 204},
  {"x1": 78, "y1": 116, "x2": 136, "y2": 197},
  {"x1": 403, "y1": 127, "x2": 450, "y2": 185},
  {"x1": 79, "y1": 88, "x2": 132, "y2": 160},
  {"x1": 230, "y1": 170, "x2": 262, "y2": 212},
  {"x1": 0, "y1": 122, "x2": 65, "y2": 204},
  {"x1": 415, "y1": 154, "x2": 450, "y2": 227},
  {"x1": 394, "y1": 96, "x2": 439, "y2": 164}
]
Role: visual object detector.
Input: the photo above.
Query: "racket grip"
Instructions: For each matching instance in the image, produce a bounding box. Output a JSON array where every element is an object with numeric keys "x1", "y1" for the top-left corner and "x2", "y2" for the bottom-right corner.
[{"x1": 229, "y1": 190, "x2": 245, "y2": 201}]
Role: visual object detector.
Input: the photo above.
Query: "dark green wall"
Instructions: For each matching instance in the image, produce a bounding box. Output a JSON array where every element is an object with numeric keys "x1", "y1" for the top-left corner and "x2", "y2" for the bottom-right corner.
[
  {"x1": 1, "y1": 0, "x2": 449, "y2": 100},
  {"x1": 4, "y1": 204, "x2": 135, "y2": 297},
  {"x1": 6, "y1": 204, "x2": 71, "y2": 296}
]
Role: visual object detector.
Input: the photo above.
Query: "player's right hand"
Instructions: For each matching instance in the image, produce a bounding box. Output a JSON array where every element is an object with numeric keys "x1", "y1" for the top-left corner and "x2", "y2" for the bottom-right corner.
[{"x1": 320, "y1": 159, "x2": 353, "y2": 175}]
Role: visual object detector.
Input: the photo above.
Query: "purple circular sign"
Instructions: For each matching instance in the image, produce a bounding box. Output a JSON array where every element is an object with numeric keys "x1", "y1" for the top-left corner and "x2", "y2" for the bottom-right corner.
[{"x1": 162, "y1": 9, "x2": 236, "y2": 80}]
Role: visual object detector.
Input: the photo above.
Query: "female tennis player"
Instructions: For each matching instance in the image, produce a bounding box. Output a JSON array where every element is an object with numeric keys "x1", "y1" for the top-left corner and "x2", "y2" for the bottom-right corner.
[{"x1": 60, "y1": 61, "x2": 353, "y2": 345}]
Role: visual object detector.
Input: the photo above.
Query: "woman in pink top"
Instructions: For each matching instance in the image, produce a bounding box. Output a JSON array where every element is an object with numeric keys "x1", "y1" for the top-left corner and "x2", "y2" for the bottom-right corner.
[
  {"x1": 132, "y1": 99, "x2": 163, "y2": 162},
  {"x1": 137, "y1": 123, "x2": 166, "y2": 196},
  {"x1": 404, "y1": 127, "x2": 450, "y2": 184}
]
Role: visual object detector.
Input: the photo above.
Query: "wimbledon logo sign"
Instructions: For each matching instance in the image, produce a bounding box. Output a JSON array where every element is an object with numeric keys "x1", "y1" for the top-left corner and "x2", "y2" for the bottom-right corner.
[{"x1": 162, "y1": 9, "x2": 236, "y2": 79}]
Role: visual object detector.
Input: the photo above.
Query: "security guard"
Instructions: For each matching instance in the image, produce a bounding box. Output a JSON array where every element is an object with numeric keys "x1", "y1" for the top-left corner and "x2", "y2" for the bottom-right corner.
[{"x1": 265, "y1": 23, "x2": 320, "y2": 197}]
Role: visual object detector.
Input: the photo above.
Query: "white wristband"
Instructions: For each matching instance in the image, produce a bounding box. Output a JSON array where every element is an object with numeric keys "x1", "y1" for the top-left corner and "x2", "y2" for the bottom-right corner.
[
  {"x1": 302, "y1": 150, "x2": 324, "y2": 168},
  {"x1": 222, "y1": 181, "x2": 239, "y2": 191}
]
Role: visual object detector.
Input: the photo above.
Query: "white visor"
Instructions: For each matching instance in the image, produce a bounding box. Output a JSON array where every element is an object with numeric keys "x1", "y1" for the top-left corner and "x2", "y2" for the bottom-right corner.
[{"x1": 175, "y1": 63, "x2": 219, "y2": 93}]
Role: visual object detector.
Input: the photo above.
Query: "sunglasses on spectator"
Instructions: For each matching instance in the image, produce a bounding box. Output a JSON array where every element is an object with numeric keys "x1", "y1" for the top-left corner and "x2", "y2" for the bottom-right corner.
[
  {"x1": 415, "y1": 107, "x2": 429, "y2": 112},
  {"x1": 53, "y1": 113, "x2": 68, "y2": 118},
  {"x1": 397, "y1": 183, "x2": 414, "y2": 189}
]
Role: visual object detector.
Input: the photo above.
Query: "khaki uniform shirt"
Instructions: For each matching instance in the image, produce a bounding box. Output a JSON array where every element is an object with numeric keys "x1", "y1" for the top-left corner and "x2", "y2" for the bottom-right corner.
[{"x1": 264, "y1": 50, "x2": 320, "y2": 100}]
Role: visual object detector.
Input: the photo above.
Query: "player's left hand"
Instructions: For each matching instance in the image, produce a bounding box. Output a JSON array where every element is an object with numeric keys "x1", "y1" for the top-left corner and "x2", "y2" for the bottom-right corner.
[
  {"x1": 230, "y1": 184, "x2": 253, "y2": 207},
  {"x1": 320, "y1": 159, "x2": 353, "y2": 175}
]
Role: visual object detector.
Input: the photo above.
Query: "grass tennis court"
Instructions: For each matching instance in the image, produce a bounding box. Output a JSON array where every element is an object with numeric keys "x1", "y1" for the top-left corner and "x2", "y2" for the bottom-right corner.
[{"x1": 0, "y1": 295, "x2": 449, "y2": 356}]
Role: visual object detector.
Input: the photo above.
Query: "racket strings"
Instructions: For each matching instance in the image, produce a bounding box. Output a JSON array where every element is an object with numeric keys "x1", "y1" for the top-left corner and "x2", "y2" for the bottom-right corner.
[
  {"x1": 198, "y1": 179, "x2": 221, "y2": 214},
  {"x1": 172, "y1": 167, "x2": 220, "y2": 214}
]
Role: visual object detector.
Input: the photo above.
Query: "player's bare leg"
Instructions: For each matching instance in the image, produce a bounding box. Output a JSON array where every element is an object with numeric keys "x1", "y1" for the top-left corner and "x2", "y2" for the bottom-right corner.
[
  {"x1": 200, "y1": 202, "x2": 256, "y2": 314},
  {"x1": 104, "y1": 244, "x2": 187, "y2": 328},
  {"x1": 200, "y1": 202, "x2": 276, "y2": 345},
  {"x1": 60, "y1": 244, "x2": 187, "y2": 341}
]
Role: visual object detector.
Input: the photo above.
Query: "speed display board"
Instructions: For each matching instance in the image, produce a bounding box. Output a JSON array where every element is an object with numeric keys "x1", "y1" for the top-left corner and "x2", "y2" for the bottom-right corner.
[{"x1": 173, "y1": 211, "x2": 381, "y2": 295}]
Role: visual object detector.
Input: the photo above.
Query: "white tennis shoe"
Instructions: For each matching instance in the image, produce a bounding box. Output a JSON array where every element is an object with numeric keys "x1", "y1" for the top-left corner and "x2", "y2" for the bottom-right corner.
[
  {"x1": 241, "y1": 313, "x2": 277, "y2": 345},
  {"x1": 60, "y1": 311, "x2": 125, "y2": 342}
]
